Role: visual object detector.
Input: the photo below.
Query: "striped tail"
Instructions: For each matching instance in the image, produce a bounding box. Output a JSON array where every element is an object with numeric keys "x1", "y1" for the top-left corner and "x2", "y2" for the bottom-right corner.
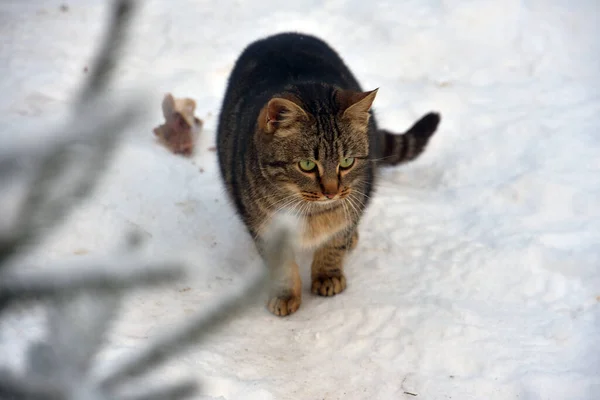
[{"x1": 378, "y1": 112, "x2": 441, "y2": 166}]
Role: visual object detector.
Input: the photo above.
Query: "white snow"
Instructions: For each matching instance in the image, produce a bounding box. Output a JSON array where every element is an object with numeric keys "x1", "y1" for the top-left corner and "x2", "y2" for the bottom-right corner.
[{"x1": 1, "y1": 0, "x2": 599, "y2": 399}]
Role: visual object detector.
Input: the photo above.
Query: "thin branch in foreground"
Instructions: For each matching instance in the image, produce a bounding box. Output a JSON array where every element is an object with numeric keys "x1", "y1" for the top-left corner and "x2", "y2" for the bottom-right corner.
[
  {"x1": 0, "y1": 258, "x2": 185, "y2": 301},
  {"x1": 12, "y1": 99, "x2": 142, "y2": 241},
  {"x1": 0, "y1": 370, "x2": 64, "y2": 400},
  {"x1": 0, "y1": 1, "x2": 298, "y2": 400},
  {"x1": 97, "y1": 224, "x2": 295, "y2": 390},
  {"x1": 0, "y1": 0, "x2": 139, "y2": 267},
  {"x1": 115, "y1": 379, "x2": 199, "y2": 400},
  {"x1": 77, "y1": 0, "x2": 136, "y2": 105},
  {"x1": 96, "y1": 265, "x2": 268, "y2": 390}
]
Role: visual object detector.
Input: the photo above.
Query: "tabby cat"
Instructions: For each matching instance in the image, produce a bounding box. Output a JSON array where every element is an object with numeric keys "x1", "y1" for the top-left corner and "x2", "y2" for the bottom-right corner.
[{"x1": 216, "y1": 32, "x2": 440, "y2": 316}]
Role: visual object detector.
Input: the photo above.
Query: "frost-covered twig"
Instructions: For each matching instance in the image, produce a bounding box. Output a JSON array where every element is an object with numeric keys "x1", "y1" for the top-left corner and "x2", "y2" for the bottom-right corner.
[
  {"x1": 77, "y1": 0, "x2": 134, "y2": 105},
  {"x1": 2, "y1": 100, "x2": 143, "y2": 259},
  {"x1": 0, "y1": 0, "x2": 284, "y2": 399},
  {"x1": 114, "y1": 379, "x2": 199, "y2": 400},
  {"x1": 0, "y1": 258, "x2": 184, "y2": 302},
  {"x1": 96, "y1": 224, "x2": 293, "y2": 389},
  {"x1": 0, "y1": 370, "x2": 64, "y2": 400},
  {"x1": 96, "y1": 264, "x2": 267, "y2": 390},
  {"x1": 0, "y1": 0, "x2": 138, "y2": 267}
]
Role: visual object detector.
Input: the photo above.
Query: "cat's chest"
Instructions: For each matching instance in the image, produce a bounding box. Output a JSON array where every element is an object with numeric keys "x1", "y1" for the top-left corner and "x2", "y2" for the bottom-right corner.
[{"x1": 299, "y1": 206, "x2": 351, "y2": 249}]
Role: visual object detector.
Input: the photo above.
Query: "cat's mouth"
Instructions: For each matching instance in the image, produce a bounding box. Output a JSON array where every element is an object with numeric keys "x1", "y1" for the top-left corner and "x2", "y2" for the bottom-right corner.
[
  {"x1": 315, "y1": 198, "x2": 338, "y2": 205},
  {"x1": 299, "y1": 197, "x2": 342, "y2": 215},
  {"x1": 300, "y1": 195, "x2": 343, "y2": 206},
  {"x1": 300, "y1": 188, "x2": 351, "y2": 204}
]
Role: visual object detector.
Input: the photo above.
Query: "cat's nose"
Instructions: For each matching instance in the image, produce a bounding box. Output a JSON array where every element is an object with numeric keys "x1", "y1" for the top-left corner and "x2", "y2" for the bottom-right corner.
[{"x1": 321, "y1": 179, "x2": 338, "y2": 199}]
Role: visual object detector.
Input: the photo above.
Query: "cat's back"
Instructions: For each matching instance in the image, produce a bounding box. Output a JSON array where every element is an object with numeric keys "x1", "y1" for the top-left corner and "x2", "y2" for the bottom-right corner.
[{"x1": 227, "y1": 32, "x2": 361, "y2": 96}]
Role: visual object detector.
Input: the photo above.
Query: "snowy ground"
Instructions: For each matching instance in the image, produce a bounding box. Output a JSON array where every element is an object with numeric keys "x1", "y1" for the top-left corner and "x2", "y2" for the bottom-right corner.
[{"x1": 1, "y1": 0, "x2": 599, "y2": 399}]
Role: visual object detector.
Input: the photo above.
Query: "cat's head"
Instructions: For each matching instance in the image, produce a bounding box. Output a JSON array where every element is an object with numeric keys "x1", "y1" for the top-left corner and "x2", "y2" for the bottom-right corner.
[{"x1": 254, "y1": 84, "x2": 377, "y2": 210}]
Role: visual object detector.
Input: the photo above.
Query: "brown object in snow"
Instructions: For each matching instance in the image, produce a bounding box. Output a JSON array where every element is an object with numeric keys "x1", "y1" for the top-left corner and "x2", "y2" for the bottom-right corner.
[{"x1": 153, "y1": 93, "x2": 203, "y2": 156}]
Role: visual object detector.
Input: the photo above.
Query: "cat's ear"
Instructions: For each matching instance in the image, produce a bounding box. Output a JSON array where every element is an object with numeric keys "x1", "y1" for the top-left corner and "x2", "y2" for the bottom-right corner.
[
  {"x1": 259, "y1": 97, "x2": 308, "y2": 134},
  {"x1": 338, "y1": 88, "x2": 378, "y2": 130}
]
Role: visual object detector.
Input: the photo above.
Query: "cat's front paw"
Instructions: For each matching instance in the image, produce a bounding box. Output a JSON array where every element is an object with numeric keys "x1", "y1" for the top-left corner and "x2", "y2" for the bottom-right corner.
[
  {"x1": 311, "y1": 275, "x2": 346, "y2": 296},
  {"x1": 267, "y1": 294, "x2": 301, "y2": 316}
]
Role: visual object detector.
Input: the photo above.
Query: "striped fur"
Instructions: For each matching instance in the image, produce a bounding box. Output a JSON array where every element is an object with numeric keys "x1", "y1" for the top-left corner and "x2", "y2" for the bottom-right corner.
[
  {"x1": 379, "y1": 112, "x2": 441, "y2": 165},
  {"x1": 216, "y1": 32, "x2": 441, "y2": 316}
]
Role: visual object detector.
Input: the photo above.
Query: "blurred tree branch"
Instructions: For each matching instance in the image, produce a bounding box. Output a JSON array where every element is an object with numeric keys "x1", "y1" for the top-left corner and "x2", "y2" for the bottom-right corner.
[
  {"x1": 0, "y1": 0, "x2": 138, "y2": 267},
  {"x1": 0, "y1": 1, "x2": 273, "y2": 399}
]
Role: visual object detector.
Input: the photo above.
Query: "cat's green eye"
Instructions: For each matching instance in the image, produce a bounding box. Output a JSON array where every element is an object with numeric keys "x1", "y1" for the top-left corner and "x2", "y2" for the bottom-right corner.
[
  {"x1": 339, "y1": 157, "x2": 355, "y2": 169},
  {"x1": 299, "y1": 159, "x2": 317, "y2": 172}
]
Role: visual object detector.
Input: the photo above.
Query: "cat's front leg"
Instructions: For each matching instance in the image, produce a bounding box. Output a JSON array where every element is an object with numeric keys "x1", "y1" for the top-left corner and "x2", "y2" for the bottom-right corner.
[
  {"x1": 311, "y1": 228, "x2": 358, "y2": 296},
  {"x1": 267, "y1": 260, "x2": 302, "y2": 316},
  {"x1": 258, "y1": 238, "x2": 302, "y2": 316}
]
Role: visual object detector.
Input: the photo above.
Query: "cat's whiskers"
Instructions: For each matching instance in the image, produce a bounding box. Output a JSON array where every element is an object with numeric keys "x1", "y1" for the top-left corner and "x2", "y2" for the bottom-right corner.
[
  {"x1": 281, "y1": 199, "x2": 304, "y2": 217},
  {"x1": 299, "y1": 200, "x2": 312, "y2": 220},
  {"x1": 267, "y1": 193, "x2": 307, "y2": 218},
  {"x1": 253, "y1": 191, "x2": 287, "y2": 203},
  {"x1": 351, "y1": 178, "x2": 374, "y2": 188},
  {"x1": 352, "y1": 196, "x2": 365, "y2": 216},
  {"x1": 300, "y1": 191, "x2": 321, "y2": 201},
  {"x1": 348, "y1": 192, "x2": 367, "y2": 208},
  {"x1": 339, "y1": 195, "x2": 350, "y2": 228},
  {"x1": 256, "y1": 194, "x2": 303, "y2": 234},
  {"x1": 345, "y1": 195, "x2": 361, "y2": 220},
  {"x1": 264, "y1": 192, "x2": 300, "y2": 210},
  {"x1": 290, "y1": 200, "x2": 304, "y2": 219},
  {"x1": 343, "y1": 196, "x2": 359, "y2": 221},
  {"x1": 287, "y1": 199, "x2": 312, "y2": 232},
  {"x1": 368, "y1": 154, "x2": 398, "y2": 163},
  {"x1": 348, "y1": 187, "x2": 371, "y2": 200},
  {"x1": 354, "y1": 178, "x2": 395, "y2": 192},
  {"x1": 344, "y1": 198, "x2": 353, "y2": 226}
]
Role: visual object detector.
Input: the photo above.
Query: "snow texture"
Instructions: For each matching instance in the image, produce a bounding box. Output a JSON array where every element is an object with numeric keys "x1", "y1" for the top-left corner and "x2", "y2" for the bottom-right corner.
[{"x1": 1, "y1": 0, "x2": 599, "y2": 399}]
